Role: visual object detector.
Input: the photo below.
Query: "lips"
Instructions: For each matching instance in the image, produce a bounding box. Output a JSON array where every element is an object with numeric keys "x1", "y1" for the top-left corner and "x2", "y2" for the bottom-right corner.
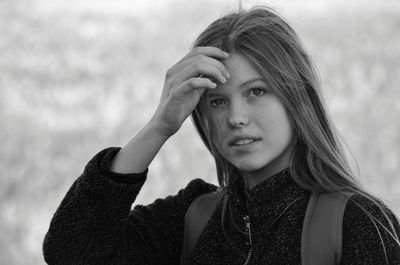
[{"x1": 228, "y1": 134, "x2": 262, "y2": 146}]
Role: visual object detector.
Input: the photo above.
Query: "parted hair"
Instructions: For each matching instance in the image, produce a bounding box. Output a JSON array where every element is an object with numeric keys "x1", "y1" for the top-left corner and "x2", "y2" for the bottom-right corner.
[{"x1": 190, "y1": 5, "x2": 400, "y2": 262}]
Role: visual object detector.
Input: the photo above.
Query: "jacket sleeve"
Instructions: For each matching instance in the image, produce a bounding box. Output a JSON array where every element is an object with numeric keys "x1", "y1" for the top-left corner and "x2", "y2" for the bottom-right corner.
[
  {"x1": 42, "y1": 147, "x2": 217, "y2": 265},
  {"x1": 340, "y1": 193, "x2": 400, "y2": 264}
]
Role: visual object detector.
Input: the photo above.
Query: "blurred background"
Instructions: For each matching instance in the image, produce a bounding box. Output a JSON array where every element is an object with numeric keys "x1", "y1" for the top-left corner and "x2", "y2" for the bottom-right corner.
[{"x1": 1, "y1": 0, "x2": 399, "y2": 264}]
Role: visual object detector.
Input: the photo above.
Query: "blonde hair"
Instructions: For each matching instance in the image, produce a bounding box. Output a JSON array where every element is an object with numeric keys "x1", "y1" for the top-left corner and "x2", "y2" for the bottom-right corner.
[{"x1": 190, "y1": 5, "x2": 400, "y2": 262}]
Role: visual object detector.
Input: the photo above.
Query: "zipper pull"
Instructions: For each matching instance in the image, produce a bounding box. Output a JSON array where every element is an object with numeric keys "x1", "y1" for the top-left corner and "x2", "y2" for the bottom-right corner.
[{"x1": 243, "y1": 215, "x2": 253, "y2": 245}]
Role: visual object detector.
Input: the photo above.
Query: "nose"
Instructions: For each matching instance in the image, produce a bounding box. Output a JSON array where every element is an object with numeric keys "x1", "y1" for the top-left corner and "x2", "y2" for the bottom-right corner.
[{"x1": 227, "y1": 99, "x2": 249, "y2": 128}]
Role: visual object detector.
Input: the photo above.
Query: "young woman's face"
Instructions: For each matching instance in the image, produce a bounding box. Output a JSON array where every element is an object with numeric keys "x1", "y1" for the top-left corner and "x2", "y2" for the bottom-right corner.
[{"x1": 205, "y1": 52, "x2": 294, "y2": 181}]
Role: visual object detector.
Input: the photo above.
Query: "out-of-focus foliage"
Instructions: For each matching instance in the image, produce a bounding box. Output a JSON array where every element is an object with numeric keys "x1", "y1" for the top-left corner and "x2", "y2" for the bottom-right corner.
[{"x1": 0, "y1": 0, "x2": 399, "y2": 264}]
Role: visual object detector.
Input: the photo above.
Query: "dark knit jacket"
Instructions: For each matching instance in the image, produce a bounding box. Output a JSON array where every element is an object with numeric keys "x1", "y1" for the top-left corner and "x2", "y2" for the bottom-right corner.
[{"x1": 43, "y1": 147, "x2": 400, "y2": 265}]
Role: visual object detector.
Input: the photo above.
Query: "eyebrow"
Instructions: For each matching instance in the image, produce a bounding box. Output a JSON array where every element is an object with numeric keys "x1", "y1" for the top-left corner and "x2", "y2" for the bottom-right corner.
[{"x1": 206, "y1": 77, "x2": 267, "y2": 97}]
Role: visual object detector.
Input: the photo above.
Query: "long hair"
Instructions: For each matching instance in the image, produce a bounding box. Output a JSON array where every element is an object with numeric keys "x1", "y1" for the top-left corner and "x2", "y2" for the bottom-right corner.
[{"x1": 190, "y1": 5, "x2": 399, "y2": 262}]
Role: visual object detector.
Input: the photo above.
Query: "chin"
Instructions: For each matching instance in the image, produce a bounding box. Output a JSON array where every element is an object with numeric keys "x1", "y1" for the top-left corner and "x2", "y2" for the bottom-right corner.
[{"x1": 231, "y1": 157, "x2": 269, "y2": 173}]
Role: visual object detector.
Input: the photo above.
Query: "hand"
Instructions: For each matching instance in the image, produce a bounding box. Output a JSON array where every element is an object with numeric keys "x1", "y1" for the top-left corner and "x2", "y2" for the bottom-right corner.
[{"x1": 149, "y1": 46, "x2": 230, "y2": 137}]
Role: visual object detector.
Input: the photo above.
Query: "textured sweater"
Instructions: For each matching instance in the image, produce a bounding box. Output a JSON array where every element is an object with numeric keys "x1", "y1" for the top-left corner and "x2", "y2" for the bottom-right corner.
[{"x1": 43, "y1": 147, "x2": 400, "y2": 265}]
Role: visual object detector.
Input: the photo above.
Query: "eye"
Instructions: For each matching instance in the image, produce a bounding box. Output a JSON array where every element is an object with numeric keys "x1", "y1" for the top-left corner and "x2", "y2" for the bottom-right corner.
[
  {"x1": 248, "y1": 87, "x2": 265, "y2": 97},
  {"x1": 210, "y1": 98, "x2": 225, "y2": 108}
]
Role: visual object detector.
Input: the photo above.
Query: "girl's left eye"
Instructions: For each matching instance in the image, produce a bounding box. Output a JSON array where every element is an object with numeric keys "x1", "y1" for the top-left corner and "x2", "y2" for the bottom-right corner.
[{"x1": 249, "y1": 88, "x2": 265, "y2": 97}]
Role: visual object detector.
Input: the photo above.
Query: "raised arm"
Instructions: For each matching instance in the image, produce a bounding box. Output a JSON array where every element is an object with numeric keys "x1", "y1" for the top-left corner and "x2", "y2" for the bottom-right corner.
[
  {"x1": 43, "y1": 46, "x2": 229, "y2": 265},
  {"x1": 110, "y1": 46, "x2": 230, "y2": 175}
]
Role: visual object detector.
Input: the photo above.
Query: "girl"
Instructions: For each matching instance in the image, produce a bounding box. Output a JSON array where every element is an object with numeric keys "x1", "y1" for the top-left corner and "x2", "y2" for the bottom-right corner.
[{"x1": 43, "y1": 6, "x2": 400, "y2": 265}]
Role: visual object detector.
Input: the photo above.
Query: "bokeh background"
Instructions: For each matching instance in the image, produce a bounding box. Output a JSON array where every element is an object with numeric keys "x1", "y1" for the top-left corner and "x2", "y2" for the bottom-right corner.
[{"x1": 1, "y1": 0, "x2": 399, "y2": 264}]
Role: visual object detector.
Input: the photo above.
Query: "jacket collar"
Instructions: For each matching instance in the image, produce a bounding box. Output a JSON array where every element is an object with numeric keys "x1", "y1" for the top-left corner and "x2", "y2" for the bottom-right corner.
[{"x1": 226, "y1": 167, "x2": 309, "y2": 229}]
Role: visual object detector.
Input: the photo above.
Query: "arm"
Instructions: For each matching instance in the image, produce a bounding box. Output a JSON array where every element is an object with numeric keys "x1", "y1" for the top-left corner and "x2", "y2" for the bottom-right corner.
[
  {"x1": 43, "y1": 147, "x2": 217, "y2": 265},
  {"x1": 109, "y1": 45, "x2": 230, "y2": 176},
  {"x1": 109, "y1": 121, "x2": 170, "y2": 174},
  {"x1": 43, "y1": 46, "x2": 229, "y2": 265},
  {"x1": 340, "y1": 194, "x2": 400, "y2": 264}
]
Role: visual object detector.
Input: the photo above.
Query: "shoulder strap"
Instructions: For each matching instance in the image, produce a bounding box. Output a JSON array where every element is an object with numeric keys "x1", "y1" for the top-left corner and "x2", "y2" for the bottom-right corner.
[
  {"x1": 181, "y1": 191, "x2": 223, "y2": 265},
  {"x1": 301, "y1": 191, "x2": 354, "y2": 265}
]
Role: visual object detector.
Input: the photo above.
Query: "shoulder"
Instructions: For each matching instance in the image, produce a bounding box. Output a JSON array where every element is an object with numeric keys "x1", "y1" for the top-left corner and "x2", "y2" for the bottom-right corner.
[
  {"x1": 187, "y1": 188, "x2": 224, "y2": 212},
  {"x1": 343, "y1": 193, "x2": 399, "y2": 229},
  {"x1": 340, "y1": 193, "x2": 400, "y2": 264},
  {"x1": 183, "y1": 178, "x2": 219, "y2": 201},
  {"x1": 145, "y1": 178, "x2": 219, "y2": 213}
]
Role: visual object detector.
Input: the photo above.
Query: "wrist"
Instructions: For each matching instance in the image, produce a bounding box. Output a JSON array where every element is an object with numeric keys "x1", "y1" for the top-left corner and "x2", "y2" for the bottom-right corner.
[{"x1": 146, "y1": 116, "x2": 176, "y2": 139}]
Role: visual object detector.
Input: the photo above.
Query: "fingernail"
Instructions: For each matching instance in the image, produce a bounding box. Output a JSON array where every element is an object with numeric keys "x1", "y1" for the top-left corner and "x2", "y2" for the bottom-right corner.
[{"x1": 223, "y1": 51, "x2": 229, "y2": 57}]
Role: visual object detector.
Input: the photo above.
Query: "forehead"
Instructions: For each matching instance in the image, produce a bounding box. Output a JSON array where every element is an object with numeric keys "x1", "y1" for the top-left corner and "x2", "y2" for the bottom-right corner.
[
  {"x1": 224, "y1": 52, "x2": 260, "y2": 79},
  {"x1": 207, "y1": 52, "x2": 265, "y2": 95}
]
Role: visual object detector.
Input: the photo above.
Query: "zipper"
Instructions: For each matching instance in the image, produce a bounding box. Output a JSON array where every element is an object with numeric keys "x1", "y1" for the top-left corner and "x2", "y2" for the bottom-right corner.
[{"x1": 242, "y1": 215, "x2": 253, "y2": 265}]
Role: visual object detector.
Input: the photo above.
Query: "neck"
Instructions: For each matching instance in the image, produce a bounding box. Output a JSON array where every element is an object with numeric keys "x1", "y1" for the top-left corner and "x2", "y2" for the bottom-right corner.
[
  {"x1": 243, "y1": 165, "x2": 289, "y2": 191},
  {"x1": 242, "y1": 145, "x2": 293, "y2": 191}
]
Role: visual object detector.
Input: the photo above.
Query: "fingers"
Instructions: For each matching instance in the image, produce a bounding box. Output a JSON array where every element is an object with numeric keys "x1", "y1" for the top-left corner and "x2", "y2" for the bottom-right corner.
[
  {"x1": 171, "y1": 47, "x2": 231, "y2": 85},
  {"x1": 165, "y1": 46, "x2": 230, "y2": 98},
  {"x1": 177, "y1": 58, "x2": 229, "y2": 85},
  {"x1": 179, "y1": 77, "x2": 217, "y2": 95},
  {"x1": 198, "y1": 54, "x2": 231, "y2": 80},
  {"x1": 180, "y1": 46, "x2": 229, "y2": 62}
]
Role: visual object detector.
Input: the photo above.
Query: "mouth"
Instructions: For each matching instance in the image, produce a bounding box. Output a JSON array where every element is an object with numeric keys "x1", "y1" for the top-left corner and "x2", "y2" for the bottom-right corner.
[{"x1": 229, "y1": 135, "x2": 262, "y2": 147}]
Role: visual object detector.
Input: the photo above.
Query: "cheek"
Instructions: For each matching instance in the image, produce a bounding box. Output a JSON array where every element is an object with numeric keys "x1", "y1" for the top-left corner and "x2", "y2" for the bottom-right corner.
[
  {"x1": 259, "y1": 102, "x2": 293, "y2": 141},
  {"x1": 271, "y1": 110, "x2": 293, "y2": 144}
]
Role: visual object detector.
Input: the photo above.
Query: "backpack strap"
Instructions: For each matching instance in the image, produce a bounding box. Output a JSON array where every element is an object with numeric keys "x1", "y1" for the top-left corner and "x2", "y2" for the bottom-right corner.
[
  {"x1": 181, "y1": 191, "x2": 223, "y2": 265},
  {"x1": 301, "y1": 191, "x2": 354, "y2": 265},
  {"x1": 181, "y1": 190, "x2": 354, "y2": 265}
]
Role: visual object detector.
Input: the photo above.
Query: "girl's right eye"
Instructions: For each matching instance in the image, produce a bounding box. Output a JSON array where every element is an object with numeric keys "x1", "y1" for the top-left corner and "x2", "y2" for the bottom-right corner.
[{"x1": 210, "y1": 98, "x2": 225, "y2": 108}]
